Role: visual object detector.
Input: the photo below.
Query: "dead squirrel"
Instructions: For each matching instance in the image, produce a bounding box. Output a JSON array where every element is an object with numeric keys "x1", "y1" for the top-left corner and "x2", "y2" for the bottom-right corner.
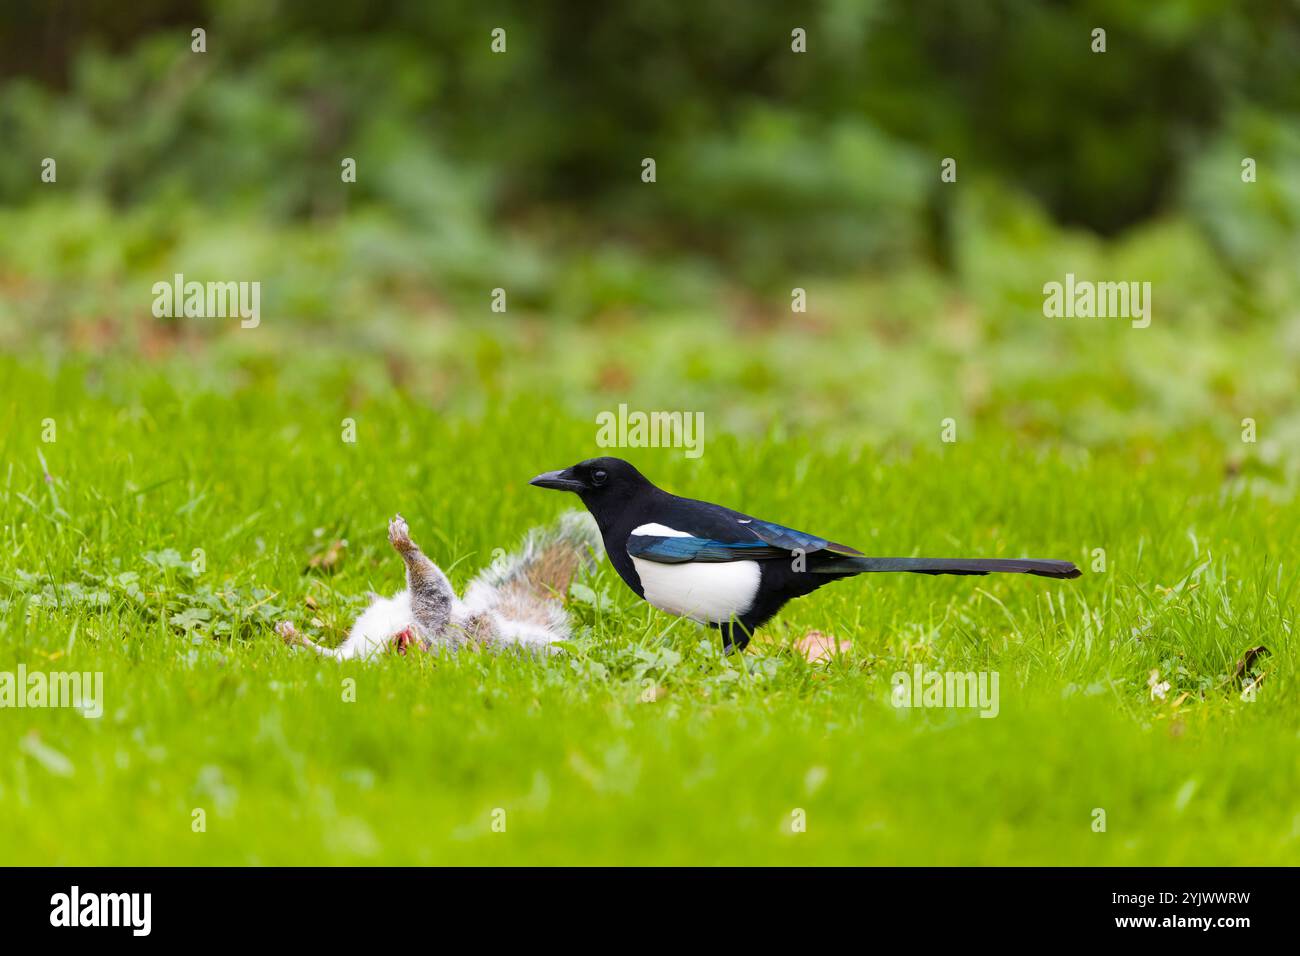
[{"x1": 276, "y1": 511, "x2": 602, "y2": 659}]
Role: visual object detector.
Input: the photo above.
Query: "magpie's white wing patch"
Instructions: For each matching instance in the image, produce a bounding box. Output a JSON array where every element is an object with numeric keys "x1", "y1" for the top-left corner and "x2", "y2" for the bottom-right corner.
[
  {"x1": 631, "y1": 522, "x2": 693, "y2": 539},
  {"x1": 629, "y1": 523, "x2": 760, "y2": 624}
]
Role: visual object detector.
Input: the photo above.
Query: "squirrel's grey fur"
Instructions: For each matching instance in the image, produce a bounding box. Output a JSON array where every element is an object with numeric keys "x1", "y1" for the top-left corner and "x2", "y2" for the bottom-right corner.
[{"x1": 277, "y1": 511, "x2": 603, "y2": 659}]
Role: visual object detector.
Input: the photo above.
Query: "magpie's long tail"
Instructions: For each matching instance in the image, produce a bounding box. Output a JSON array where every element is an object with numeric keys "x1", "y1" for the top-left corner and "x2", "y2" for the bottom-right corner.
[{"x1": 818, "y1": 556, "x2": 1081, "y2": 579}]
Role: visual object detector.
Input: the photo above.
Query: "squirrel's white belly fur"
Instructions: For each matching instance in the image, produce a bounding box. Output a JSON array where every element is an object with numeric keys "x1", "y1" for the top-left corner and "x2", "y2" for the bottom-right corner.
[
  {"x1": 339, "y1": 591, "x2": 422, "y2": 660},
  {"x1": 340, "y1": 590, "x2": 558, "y2": 660}
]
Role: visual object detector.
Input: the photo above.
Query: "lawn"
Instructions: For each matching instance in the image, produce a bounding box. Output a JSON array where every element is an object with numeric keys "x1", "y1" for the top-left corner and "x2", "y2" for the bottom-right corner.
[{"x1": 1, "y1": 268, "x2": 1296, "y2": 863}]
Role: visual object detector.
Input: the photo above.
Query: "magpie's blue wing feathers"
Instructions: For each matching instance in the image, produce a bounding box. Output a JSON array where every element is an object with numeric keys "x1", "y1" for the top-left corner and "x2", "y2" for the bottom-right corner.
[
  {"x1": 626, "y1": 535, "x2": 786, "y2": 564},
  {"x1": 746, "y1": 518, "x2": 863, "y2": 557}
]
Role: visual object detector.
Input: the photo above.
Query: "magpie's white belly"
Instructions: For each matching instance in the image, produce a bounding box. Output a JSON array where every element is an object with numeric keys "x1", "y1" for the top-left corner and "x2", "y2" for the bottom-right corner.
[
  {"x1": 631, "y1": 556, "x2": 761, "y2": 623},
  {"x1": 628, "y1": 523, "x2": 760, "y2": 624}
]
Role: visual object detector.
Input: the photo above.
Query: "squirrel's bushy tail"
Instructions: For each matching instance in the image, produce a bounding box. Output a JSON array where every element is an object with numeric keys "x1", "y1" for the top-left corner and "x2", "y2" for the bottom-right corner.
[{"x1": 459, "y1": 511, "x2": 604, "y2": 641}]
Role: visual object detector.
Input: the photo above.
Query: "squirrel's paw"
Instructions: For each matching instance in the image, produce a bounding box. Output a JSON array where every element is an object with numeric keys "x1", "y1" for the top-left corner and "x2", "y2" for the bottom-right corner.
[
  {"x1": 275, "y1": 620, "x2": 301, "y2": 645},
  {"x1": 388, "y1": 514, "x2": 415, "y2": 553}
]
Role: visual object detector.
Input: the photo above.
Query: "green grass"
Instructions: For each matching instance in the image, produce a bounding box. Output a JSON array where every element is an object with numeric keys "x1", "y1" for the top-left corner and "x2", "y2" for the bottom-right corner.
[{"x1": 1, "y1": 340, "x2": 1296, "y2": 866}]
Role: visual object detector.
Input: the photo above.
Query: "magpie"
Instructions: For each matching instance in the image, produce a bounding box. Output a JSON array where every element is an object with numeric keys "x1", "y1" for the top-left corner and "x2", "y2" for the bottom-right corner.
[{"x1": 530, "y1": 456, "x2": 1081, "y2": 650}]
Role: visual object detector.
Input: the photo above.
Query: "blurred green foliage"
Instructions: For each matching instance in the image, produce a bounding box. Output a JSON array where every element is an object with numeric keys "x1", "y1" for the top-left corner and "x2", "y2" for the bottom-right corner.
[
  {"x1": 0, "y1": 1, "x2": 1297, "y2": 462},
  {"x1": 2, "y1": 0, "x2": 1299, "y2": 286}
]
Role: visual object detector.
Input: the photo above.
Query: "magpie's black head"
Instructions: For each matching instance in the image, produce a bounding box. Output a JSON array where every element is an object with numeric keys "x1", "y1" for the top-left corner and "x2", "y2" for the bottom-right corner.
[{"x1": 529, "y1": 457, "x2": 653, "y2": 516}]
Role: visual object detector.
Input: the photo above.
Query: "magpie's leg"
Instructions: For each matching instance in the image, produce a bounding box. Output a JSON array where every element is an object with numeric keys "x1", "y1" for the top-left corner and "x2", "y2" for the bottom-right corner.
[
  {"x1": 718, "y1": 621, "x2": 752, "y2": 654},
  {"x1": 388, "y1": 514, "x2": 450, "y2": 644}
]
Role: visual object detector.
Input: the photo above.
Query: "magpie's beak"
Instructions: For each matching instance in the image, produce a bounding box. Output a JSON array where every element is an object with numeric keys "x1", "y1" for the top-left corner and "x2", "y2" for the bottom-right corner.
[{"x1": 529, "y1": 468, "x2": 585, "y2": 493}]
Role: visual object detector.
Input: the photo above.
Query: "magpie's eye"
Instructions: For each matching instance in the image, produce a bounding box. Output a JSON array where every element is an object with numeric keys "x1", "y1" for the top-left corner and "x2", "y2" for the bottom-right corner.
[{"x1": 592, "y1": 469, "x2": 608, "y2": 486}]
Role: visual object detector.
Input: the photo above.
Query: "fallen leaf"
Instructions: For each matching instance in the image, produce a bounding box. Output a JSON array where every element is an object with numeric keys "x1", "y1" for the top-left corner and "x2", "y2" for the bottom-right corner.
[
  {"x1": 595, "y1": 361, "x2": 632, "y2": 392},
  {"x1": 794, "y1": 630, "x2": 851, "y2": 663},
  {"x1": 1232, "y1": 645, "x2": 1270, "y2": 687},
  {"x1": 307, "y1": 539, "x2": 347, "y2": 573}
]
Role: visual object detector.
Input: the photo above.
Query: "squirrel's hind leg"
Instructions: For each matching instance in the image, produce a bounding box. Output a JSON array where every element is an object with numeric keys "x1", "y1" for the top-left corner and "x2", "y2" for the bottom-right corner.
[{"x1": 389, "y1": 514, "x2": 454, "y2": 642}]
